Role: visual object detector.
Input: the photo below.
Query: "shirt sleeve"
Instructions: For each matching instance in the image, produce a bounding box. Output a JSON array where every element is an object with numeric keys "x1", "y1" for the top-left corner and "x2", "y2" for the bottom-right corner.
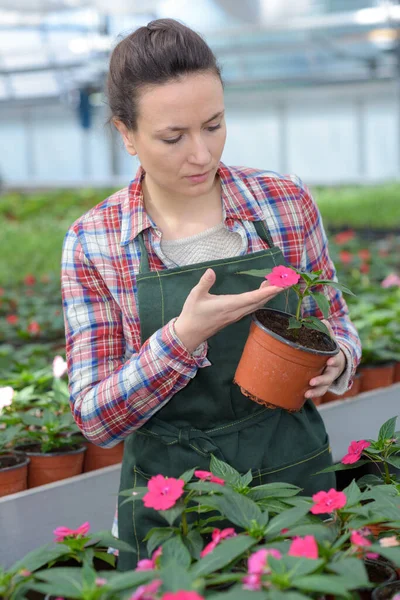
[
  {"x1": 294, "y1": 178, "x2": 362, "y2": 393},
  {"x1": 61, "y1": 229, "x2": 210, "y2": 448}
]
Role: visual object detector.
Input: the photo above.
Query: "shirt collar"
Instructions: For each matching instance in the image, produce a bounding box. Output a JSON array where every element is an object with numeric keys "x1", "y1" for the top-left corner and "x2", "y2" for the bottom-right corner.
[{"x1": 120, "y1": 161, "x2": 264, "y2": 247}]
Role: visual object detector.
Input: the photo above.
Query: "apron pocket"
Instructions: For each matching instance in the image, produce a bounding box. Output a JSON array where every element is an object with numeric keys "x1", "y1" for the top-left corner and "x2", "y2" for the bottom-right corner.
[{"x1": 251, "y1": 438, "x2": 335, "y2": 496}]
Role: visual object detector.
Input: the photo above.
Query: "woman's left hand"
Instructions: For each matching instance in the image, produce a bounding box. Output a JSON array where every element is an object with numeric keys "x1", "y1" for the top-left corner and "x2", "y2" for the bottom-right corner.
[{"x1": 305, "y1": 320, "x2": 346, "y2": 399}]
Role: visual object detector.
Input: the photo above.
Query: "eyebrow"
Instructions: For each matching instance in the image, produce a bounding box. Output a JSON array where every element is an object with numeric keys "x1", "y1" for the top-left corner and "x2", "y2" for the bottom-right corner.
[{"x1": 155, "y1": 110, "x2": 225, "y2": 134}]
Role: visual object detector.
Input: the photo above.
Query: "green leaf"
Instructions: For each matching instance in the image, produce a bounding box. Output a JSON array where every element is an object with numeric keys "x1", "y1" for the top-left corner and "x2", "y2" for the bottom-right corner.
[
  {"x1": 240, "y1": 469, "x2": 253, "y2": 487},
  {"x1": 145, "y1": 527, "x2": 175, "y2": 556},
  {"x1": 104, "y1": 569, "x2": 154, "y2": 592},
  {"x1": 328, "y1": 557, "x2": 369, "y2": 588},
  {"x1": 207, "y1": 589, "x2": 266, "y2": 600},
  {"x1": 342, "y1": 480, "x2": 362, "y2": 508},
  {"x1": 29, "y1": 568, "x2": 84, "y2": 599},
  {"x1": 385, "y1": 456, "x2": 400, "y2": 469},
  {"x1": 288, "y1": 317, "x2": 302, "y2": 330},
  {"x1": 90, "y1": 530, "x2": 137, "y2": 554},
  {"x1": 190, "y1": 535, "x2": 255, "y2": 577},
  {"x1": 315, "y1": 460, "x2": 369, "y2": 474},
  {"x1": 159, "y1": 535, "x2": 191, "y2": 569},
  {"x1": 235, "y1": 269, "x2": 268, "y2": 278},
  {"x1": 369, "y1": 544, "x2": 400, "y2": 567},
  {"x1": 209, "y1": 455, "x2": 242, "y2": 487},
  {"x1": 284, "y1": 556, "x2": 324, "y2": 578},
  {"x1": 302, "y1": 317, "x2": 330, "y2": 336},
  {"x1": 379, "y1": 417, "x2": 398, "y2": 442},
  {"x1": 248, "y1": 482, "x2": 301, "y2": 501},
  {"x1": 159, "y1": 499, "x2": 185, "y2": 526},
  {"x1": 183, "y1": 529, "x2": 203, "y2": 560},
  {"x1": 295, "y1": 574, "x2": 352, "y2": 595},
  {"x1": 266, "y1": 504, "x2": 311, "y2": 538},
  {"x1": 179, "y1": 467, "x2": 196, "y2": 483},
  {"x1": 192, "y1": 491, "x2": 262, "y2": 529},
  {"x1": 159, "y1": 562, "x2": 194, "y2": 592},
  {"x1": 10, "y1": 544, "x2": 70, "y2": 573},
  {"x1": 315, "y1": 280, "x2": 355, "y2": 296},
  {"x1": 310, "y1": 291, "x2": 330, "y2": 319}
]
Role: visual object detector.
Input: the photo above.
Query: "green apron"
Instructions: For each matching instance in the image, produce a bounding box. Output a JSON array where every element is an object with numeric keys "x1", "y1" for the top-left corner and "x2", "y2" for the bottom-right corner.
[{"x1": 117, "y1": 219, "x2": 335, "y2": 570}]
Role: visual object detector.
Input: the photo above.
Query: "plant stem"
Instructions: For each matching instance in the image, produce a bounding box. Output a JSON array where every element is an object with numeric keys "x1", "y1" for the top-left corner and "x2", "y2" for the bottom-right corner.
[
  {"x1": 383, "y1": 460, "x2": 392, "y2": 484},
  {"x1": 181, "y1": 511, "x2": 188, "y2": 537}
]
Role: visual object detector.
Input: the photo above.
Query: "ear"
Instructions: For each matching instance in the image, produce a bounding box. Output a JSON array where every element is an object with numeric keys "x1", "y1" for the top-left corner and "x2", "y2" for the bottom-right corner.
[{"x1": 113, "y1": 119, "x2": 137, "y2": 156}]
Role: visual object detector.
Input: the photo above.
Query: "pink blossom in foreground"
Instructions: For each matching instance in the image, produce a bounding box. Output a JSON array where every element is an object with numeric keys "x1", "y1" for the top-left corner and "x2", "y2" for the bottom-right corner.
[
  {"x1": 248, "y1": 548, "x2": 282, "y2": 575},
  {"x1": 243, "y1": 548, "x2": 282, "y2": 589},
  {"x1": 0, "y1": 386, "x2": 14, "y2": 412},
  {"x1": 130, "y1": 579, "x2": 162, "y2": 600},
  {"x1": 381, "y1": 273, "x2": 400, "y2": 288},
  {"x1": 19, "y1": 569, "x2": 31, "y2": 577},
  {"x1": 342, "y1": 440, "x2": 371, "y2": 465},
  {"x1": 161, "y1": 592, "x2": 205, "y2": 600},
  {"x1": 310, "y1": 489, "x2": 347, "y2": 514},
  {"x1": 288, "y1": 535, "x2": 319, "y2": 559},
  {"x1": 143, "y1": 475, "x2": 185, "y2": 511},
  {"x1": 136, "y1": 546, "x2": 162, "y2": 571},
  {"x1": 265, "y1": 266, "x2": 300, "y2": 288},
  {"x1": 52, "y1": 355, "x2": 68, "y2": 378},
  {"x1": 53, "y1": 521, "x2": 90, "y2": 542},
  {"x1": 200, "y1": 528, "x2": 237, "y2": 557},
  {"x1": 194, "y1": 470, "x2": 225, "y2": 485},
  {"x1": 95, "y1": 578, "x2": 107, "y2": 587}
]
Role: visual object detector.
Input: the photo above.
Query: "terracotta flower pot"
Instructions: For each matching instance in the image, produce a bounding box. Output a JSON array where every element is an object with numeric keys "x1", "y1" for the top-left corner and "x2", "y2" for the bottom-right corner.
[
  {"x1": 14, "y1": 444, "x2": 86, "y2": 488},
  {"x1": 359, "y1": 363, "x2": 395, "y2": 393},
  {"x1": 83, "y1": 441, "x2": 124, "y2": 472},
  {"x1": 394, "y1": 362, "x2": 400, "y2": 383},
  {"x1": 234, "y1": 308, "x2": 339, "y2": 412},
  {"x1": 0, "y1": 453, "x2": 30, "y2": 497},
  {"x1": 322, "y1": 372, "x2": 362, "y2": 404}
]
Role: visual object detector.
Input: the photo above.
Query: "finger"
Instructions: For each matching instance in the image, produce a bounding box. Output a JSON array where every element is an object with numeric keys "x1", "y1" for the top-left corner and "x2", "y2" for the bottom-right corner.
[
  {"x1": 193, "y1": 268, "x2": 216, "y2": 296},
  {"x1": 305, "y1": 385, "x2": 330, "y2": 399},
  {"x1": 224, "y1": 285, "x2": 284, "y2": 310},
  {"x1": 309, "y1": 365, "x2": 341, "y2": 388}
]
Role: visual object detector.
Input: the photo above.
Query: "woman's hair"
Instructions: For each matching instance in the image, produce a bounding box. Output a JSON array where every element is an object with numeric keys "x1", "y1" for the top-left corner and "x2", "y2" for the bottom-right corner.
[{"x1": 107, "y1": 18, "x2": 223, "y2": 131}]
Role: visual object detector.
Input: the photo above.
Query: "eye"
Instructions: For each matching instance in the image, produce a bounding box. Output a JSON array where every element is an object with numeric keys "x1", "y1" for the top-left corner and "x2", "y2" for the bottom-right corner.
[
  {"x1": 207, "y1": 124, "x2": 222, "y2": 132},
  {"x1": 162, "y1": 123, "x2": 222, "y2": 145}
]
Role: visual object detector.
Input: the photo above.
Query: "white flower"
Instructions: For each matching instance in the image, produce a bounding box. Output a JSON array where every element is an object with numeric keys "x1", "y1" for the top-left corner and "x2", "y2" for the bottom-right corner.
[
  {"x1": 52, "y1": 355, "x2": 68, "y2": 378},
  {"x1": 379, "y1": 536, "x2": 399, "y2": 547},
  {"x1": 0, "y1": 386, "x2": 14, "y2": 413}
]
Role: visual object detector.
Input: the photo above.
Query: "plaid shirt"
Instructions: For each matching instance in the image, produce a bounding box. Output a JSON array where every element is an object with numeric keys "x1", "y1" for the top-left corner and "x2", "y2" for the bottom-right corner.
[{"x1": 61, "y1": 162, "x2": 361, "y2": 448}]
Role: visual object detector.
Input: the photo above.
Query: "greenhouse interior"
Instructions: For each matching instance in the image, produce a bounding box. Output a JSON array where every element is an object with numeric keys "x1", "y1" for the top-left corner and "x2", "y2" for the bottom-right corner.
[{"x1": 1, "y1": 0, "x2": 400, "y2": 598}]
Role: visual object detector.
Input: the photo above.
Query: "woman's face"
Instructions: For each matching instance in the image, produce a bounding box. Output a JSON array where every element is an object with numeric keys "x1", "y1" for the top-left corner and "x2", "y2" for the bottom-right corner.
[{"x1": 116, "y1": 72, "x2": 226, "y2": 198}]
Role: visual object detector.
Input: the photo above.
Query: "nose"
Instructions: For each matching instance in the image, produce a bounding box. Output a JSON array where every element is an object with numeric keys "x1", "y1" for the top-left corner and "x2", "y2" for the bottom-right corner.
[{"x1": 188, "y1": 134, "x2": 212, "y2": 166}]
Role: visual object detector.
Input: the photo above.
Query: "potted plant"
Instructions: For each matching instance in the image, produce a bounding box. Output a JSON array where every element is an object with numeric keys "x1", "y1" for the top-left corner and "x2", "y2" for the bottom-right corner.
[
  {"x1": 13, "y1": 408, "x2": 86, "y2": 488},
  {"x1": 0, "y1": 423, "x2": 29, "y2": 498},
  {"x1": 233, "y1": 265, "x2": 353, "y2": 411}
]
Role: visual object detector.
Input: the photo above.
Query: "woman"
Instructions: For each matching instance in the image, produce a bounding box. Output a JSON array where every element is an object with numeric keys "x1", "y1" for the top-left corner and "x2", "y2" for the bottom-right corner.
[{"x1": 61, "y1": 18, "x2": 361, "y2": 571}]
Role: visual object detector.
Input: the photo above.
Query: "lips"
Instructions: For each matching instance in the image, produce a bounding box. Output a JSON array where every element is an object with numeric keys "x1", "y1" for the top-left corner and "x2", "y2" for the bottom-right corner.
[{"x1": 188, "y1": 170, "x2": 209, "y2": 177}]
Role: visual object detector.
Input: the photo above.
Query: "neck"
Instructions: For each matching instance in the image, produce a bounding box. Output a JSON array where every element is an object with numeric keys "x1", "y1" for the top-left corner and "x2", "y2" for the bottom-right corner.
[{"x1": 142, "y1": 173, "x2": 223, "y2": 240}]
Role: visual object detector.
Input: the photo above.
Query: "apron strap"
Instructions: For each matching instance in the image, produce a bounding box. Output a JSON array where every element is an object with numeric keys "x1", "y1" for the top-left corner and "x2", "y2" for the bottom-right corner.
[
  {"x1": 138, "y1": 408, "x2": 274, "y2": 460},
  {"x1": 138, "y1": 219, "x2": 275, "y2": 274}
]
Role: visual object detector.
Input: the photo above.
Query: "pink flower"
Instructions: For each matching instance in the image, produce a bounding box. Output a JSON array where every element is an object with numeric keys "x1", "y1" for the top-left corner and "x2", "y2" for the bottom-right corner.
[
  {"x1": 6, "y1": 315, "x2": 18, "y2": 325},
  {"x1": 310, "y1": 489, "x2": 347, "y2": 514},
  {"x1": 53, "y1": 521, "x2": 90, "y2": 542},
  {"x1": 24, "y1": 274, "x2": 36, "y2": 286},
  {"x1": 136, "y1": 546, "x2": 162, "y2": 571},
  {"x1": 248, "y1": 548, "x2": 282, "y2": 575},
  {"x1": 265, "y1": 266, "x2": 300, "y2": 288},
  {"x1": 288, "y1": 535, "x2": 319, "y2": 559},
  {"x1": 342, "y1": 440, "x2": 371, "y2": 465},
  {"x1": 358, "y1": 249, "x2": 371, "y2": 261},
  {"x1": 391, "y1": 595, "x2": 400, "y2": 600},
  {"x1": 27, "y1": 321, "x2": 40, "y2": 335},
  {"x1": 194, "y1": 470, "x2": 225, "y2": 486},
  {"x1": 339, "y1": 250, "x2": 353, "y2": 265},
  {"x1": 334, "y1": 230, "x2": 355, "y2": 245},
  {"x1": 130, "y1": 580, "x2": 162, "y2": 600},
  {"x1": 351, "y1": 530, "x2": 372, "y2": 548},
  {"x1": 161, "y1": 593, "x2": 205, "y2": 600},
  {"x1": 243, "y1": 573, "x2": 262, "y2": 591},
  {"x1": 143, "y1": 475, "x2": 185, "y2": 510},
  {"x1": 95, "y1": 578, "x2": 107, "y2": 586},
  {"x1": 52, "y1": 355, "x2": 68, "y2": 378},
  {"x1": 200, "y1": 528, "x2": 237, "y2": 557},
  {"x1": 381, "y1": 273, "x2": 400, "y2": 288},
  {"x1": 0, "y1": 386, "x2": 14, "y2": 412}
]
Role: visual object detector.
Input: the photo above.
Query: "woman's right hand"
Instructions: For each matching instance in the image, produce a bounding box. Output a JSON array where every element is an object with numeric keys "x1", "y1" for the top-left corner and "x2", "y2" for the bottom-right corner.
[{"x1": 174, "y1": 268, "x2": 284, "y2": 353}]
